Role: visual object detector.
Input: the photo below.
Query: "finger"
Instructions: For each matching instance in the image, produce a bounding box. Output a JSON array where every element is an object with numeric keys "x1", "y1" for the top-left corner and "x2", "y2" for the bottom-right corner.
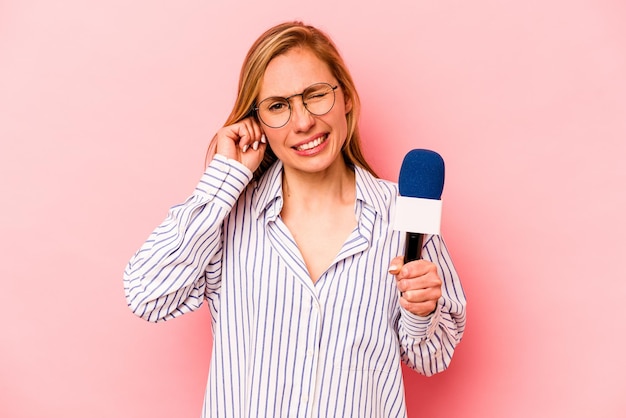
[
  {"x1": 396, "y1": 272, "x2": 442, "y2": 293},
  {"x1": 251, "y1": 120, "x2": 266, "y2": 151},
  {"x1": 249, "y1": 118, "x2": 264, "y2": 143},
  {"x1": 388, "y1": 256, "x2": 405, "y2": 276},
  {"x1": 400, "y1": 286, "x2": 442, "y2": 304},
  {"x1": 239, "y1": 118, "x2": 264, "y2": 152},
  {"x1": 236, "y1": 123, "x2": 254, "y2": 153},
  {"x1": 399, "y1": 298, "x2": 438, "y2": 317},
  {"x1": 397, "y1": 259, "x2": 437, "y2": 280}
]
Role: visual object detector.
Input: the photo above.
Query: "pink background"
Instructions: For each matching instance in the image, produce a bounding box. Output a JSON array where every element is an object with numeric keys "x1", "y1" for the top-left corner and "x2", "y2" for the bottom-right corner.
[{"x1": 1, "y1": 1, "x2": 625, "y2": 417}]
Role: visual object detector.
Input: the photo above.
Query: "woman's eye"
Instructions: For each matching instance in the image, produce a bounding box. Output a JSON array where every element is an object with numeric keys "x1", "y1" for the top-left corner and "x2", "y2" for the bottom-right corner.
[
  {"x1": 305, "y1": 91, "x2": 328, "y2": 101},
  {"x1": 268, "y1": 101, "x2": 288, "y2": 112}
]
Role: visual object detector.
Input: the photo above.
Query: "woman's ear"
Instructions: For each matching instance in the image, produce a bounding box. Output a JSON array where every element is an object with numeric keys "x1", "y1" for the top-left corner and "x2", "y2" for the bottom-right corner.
[{"x1": 344, "y1": 94, "x2": 353, "y2": 114}]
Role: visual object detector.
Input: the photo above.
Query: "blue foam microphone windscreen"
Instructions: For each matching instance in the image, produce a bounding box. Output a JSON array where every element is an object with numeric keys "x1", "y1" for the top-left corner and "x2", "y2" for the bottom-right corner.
[{"x1": 398, "y1": 149, "x2": 445, "y2": 200}]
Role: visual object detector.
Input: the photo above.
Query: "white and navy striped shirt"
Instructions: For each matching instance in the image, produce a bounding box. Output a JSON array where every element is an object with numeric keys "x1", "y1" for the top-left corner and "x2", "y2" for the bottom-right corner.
[{"x1": 124, "y1": 154, "x2": 466, "y2": 418}]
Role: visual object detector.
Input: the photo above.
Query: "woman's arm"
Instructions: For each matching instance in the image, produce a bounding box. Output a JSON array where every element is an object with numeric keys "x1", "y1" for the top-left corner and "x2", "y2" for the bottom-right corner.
[
  {"x1": 123, "y1": 155, "x2": 253, "y2": 323},
  {"x1": 394, "y1": 235, "x2": 467, "y2": 375}
]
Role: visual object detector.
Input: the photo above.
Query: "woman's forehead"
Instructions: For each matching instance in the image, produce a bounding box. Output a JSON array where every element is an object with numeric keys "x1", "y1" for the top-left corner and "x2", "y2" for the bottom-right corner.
[{"x1": 259, "y1": 48, "x2": 334, "y2": 98}]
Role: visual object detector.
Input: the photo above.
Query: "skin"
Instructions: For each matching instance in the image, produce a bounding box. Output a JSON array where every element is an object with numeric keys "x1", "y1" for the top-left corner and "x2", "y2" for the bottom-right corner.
[
  {"x1": 389, "y1": 257, "x2": 442, "y2": 317},
  {"x1": 257, "y1": 48, "x2": 352, "y2": 177},
  {"x1": 207, "y1": 47, "x2": 442, "y2": 317}
]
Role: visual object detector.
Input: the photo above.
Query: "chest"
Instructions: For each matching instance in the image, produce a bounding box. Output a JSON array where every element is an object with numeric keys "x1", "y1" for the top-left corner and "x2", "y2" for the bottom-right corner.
[{"x1": 283, "y1": 210, "x2": 357, "y2": 283}]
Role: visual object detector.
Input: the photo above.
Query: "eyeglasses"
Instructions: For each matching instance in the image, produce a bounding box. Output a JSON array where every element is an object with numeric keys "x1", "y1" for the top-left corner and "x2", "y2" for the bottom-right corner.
[{"x1": 253, "y1": 82, "x2": 338, "y2": 128}]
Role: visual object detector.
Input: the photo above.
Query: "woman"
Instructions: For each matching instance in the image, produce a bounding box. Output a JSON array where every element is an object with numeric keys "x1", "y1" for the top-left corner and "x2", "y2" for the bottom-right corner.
[{"x1": 124, "y1": 21, "x2": 466, "y2": 418}]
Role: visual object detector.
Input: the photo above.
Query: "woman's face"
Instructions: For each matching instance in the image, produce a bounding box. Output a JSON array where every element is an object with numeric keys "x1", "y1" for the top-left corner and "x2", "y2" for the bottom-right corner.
[{"x1": 258, "y1": 47, "x2": 352, "y2": 176}]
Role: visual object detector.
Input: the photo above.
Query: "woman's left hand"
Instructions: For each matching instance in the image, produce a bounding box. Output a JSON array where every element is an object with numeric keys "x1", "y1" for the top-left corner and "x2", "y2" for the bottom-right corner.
[{"x1": 388, "y1": 257, "x2": 442, "y2": 317}]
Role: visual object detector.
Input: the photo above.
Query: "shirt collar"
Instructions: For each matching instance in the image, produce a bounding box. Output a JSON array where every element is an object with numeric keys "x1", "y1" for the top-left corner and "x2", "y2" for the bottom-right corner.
[
  {"x1": 354, "y1": 164, "x2": 391, "y2": 222},
  {"x1": 251, "y1": 160, "x2": 284, "y2": 221},
  {"x1": 251, "y1": 160, "x2": 391, "y2": 222}
]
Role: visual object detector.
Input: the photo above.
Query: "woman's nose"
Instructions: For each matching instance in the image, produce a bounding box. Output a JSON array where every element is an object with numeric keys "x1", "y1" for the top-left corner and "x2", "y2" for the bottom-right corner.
[{"x1": 290, "y1": 99, "x2": 315, "y2": 132}]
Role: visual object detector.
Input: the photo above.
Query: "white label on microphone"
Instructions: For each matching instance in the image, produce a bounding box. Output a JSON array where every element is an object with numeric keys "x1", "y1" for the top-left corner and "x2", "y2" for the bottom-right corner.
[{"x1": 392, "y1": 196, "x2": 442, "y2": 235}]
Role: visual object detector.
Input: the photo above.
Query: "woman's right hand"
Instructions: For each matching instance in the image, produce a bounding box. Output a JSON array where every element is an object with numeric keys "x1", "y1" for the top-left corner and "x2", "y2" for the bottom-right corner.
[{"x1": 205, "y1": 117, "x2": 267, "y2": 173}]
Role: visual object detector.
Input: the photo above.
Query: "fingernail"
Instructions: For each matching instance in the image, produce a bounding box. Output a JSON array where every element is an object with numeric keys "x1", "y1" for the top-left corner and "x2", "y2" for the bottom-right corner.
[
  {"x1": 242, "y1": 144, "x2": 249, "y2": 153},
  {"x1": 252, "y1": 141, "x2": 259, "y2": 151},
  {"x1": 388, "y1": 265, "x2": 399, "y2": 273},
  {"x1": 260, "y1": 134, "x2": 267, "y2": 144}
]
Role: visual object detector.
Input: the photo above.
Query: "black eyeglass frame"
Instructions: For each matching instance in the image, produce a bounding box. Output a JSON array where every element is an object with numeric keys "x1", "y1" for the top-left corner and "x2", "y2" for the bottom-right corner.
[{"x1": 252, "y1": 83, "x2": 339, "y2": 129}]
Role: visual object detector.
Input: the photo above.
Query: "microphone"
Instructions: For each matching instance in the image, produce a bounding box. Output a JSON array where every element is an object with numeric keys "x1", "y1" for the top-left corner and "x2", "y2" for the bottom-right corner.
[{"x1": 393, "y1": 149, "x2": 445, "y2": 262}]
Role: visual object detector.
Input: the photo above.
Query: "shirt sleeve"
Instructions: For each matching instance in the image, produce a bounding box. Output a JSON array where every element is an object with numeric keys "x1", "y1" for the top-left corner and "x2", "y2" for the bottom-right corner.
[
  {"x1": 397, "y1": 234, "x2": 467, "y2": 376},
  {"x1": 123, "y1": 154, "x2": 253, "y2": 323}
]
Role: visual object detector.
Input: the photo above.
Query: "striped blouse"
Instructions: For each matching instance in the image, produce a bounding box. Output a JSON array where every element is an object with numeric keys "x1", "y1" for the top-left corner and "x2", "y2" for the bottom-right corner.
[{"x1": 124, "y1": 154, "x2": 466, "y2": 418}]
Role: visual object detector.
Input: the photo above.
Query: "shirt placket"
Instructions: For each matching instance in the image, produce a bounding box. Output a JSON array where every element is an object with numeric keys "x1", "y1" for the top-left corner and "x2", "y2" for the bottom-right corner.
[{"x1": 290, "y1": 289, "x2": 322, "y2": 418}]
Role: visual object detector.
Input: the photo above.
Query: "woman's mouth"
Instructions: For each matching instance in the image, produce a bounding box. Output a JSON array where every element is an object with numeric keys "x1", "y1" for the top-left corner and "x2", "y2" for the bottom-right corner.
[{"x1": 293, "y1": 134, "x2": 328, "y2": 152}]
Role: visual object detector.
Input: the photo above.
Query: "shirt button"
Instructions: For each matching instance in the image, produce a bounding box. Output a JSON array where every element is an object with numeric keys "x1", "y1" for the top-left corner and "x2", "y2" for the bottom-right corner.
[{"x1": 306, "y1": 349, "x2": 314, "y2": 357}]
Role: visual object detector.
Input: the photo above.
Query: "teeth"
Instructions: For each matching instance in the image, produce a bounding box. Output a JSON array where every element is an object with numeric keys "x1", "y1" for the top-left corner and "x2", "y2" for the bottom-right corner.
[{"x1": 296, "y1": 135, "x2": 326, "y2": 151}]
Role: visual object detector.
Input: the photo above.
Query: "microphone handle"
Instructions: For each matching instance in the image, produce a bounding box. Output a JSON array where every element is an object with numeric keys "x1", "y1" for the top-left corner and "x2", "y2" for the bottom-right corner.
[{"x1": 404, "y1": 232, "x2": 423, "y2": 263}]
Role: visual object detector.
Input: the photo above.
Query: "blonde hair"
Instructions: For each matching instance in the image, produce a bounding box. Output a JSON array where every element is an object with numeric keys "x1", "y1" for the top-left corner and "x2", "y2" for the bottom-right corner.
[{"x1": 217, "y1": 21, "x2": 377, "y2": 179}]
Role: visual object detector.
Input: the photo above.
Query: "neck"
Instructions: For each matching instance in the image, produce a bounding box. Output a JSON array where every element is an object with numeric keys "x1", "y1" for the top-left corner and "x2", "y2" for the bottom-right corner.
[{"x1": 281, "y1": 159, "x2": 355, "y2": 210}]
